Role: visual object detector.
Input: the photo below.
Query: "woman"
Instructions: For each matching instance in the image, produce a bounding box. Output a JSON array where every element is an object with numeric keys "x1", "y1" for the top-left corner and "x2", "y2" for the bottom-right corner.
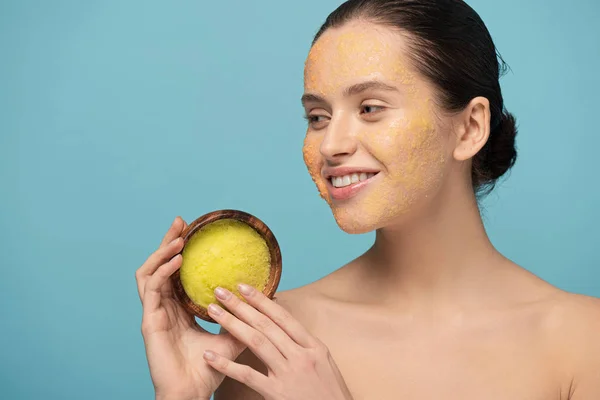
[{"x1": 135, "y1": 0, "x2": 600, "y2": 399}]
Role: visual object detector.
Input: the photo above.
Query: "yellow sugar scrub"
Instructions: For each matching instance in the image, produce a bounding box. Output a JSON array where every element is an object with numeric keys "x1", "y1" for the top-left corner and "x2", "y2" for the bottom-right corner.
[
  {"x1": 171, "y1": 209, "x2": 282, "y2": 322},
  {"x1": 181, "y1": 219, "x2": 270, "y2": 307}
]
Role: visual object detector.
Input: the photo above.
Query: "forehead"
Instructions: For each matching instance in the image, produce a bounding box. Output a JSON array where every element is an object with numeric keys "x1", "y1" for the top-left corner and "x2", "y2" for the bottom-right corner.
[{"x1": 304, "y1": 21, "x2": 416, "y2": 92}]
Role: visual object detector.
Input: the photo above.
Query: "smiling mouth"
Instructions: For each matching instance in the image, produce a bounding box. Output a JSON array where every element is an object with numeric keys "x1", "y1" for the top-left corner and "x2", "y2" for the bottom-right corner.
[{"x1": 329, "y1": 172, "x2": 379, "y2": 188}]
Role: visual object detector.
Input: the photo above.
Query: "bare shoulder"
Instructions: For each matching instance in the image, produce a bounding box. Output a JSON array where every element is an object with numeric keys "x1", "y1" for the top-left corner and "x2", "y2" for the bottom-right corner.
[
  {"x1": 546, "y1": 290, "x2": 600, "y2": 339},
  {"x1": 272, "y1": 283, "x2": 325, "y2": 327},
  {"x1": 543, "y1": 290, "x2": 600, "y2": 398},
  {"x1": 214, "y1": 285, "x2": 323, "y2": 400}
]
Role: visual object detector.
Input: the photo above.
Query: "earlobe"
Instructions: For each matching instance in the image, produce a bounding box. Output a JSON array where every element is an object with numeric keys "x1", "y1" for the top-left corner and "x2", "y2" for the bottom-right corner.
[{"x1": 453, "y1": 96, "x2": 491, "y2": 161}]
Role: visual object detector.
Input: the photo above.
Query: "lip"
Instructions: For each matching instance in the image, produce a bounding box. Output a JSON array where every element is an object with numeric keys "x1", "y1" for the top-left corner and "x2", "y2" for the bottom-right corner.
[
  {"x1": 324, "y1": 169, "x2": 381, "y2": 201},
  {"x1": 322, "y1": 166, "x2": 381, "y2": 179}
]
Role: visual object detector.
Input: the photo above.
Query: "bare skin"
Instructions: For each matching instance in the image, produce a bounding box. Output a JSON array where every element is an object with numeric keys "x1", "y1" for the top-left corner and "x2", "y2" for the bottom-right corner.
[
  {"x1": 214, "y1": 20, "x2": 600, "y2": 400},
  {"x1": 217, "y1": 262, "x2": 600, "y2": 399}
]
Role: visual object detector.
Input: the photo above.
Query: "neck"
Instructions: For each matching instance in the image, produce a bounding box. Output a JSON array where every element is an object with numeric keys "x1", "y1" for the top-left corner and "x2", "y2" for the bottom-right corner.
[{"x1": 358, "y1": 181, "x2": 506, "y2": 311}]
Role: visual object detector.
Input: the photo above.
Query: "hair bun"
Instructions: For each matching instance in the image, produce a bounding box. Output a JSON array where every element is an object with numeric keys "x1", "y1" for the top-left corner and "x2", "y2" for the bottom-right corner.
[{"x1": 473, "y1": 110, "x2": 518, "y2": 194}]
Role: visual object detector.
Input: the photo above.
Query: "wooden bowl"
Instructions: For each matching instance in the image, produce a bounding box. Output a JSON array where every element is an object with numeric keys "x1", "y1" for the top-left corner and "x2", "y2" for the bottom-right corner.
[{"x1": 171, "y1": 209, "x2": 282, "y2": 323}]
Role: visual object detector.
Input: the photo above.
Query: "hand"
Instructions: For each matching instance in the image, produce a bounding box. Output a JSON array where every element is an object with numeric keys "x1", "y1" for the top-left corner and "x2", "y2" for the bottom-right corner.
[
  {"x1": 135, "y1": 217, "x2": 248, "y2": 400},
  {"x1": 203, "y1": 284, "x2": 354, "y2": 400}
]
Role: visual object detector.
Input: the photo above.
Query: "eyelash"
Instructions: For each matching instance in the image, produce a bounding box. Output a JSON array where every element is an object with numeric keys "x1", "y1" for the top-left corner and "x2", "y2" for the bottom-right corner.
[
  {"x1": 303, "y1": 114, "x2": 326, "y2": 124},
  {"x1": 303, "y1": 105, "x2": 385, "y2": 124},
  {"x1": 360, "y1": 105, "x2": 385, "y2": 115}
]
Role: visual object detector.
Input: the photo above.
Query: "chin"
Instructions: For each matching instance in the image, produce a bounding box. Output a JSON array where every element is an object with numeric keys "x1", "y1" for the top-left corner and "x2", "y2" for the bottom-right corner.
[
  {"x1": 330, "y1": 205, "x2": 385, "y2": 234},
  {"x1": 327, "y1": 192, "x2": 427, "y2": 234}
]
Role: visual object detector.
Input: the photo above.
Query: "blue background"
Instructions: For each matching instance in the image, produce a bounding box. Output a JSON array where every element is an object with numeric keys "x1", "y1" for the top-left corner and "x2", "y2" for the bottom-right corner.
[{"x1": 1, "y1": 0, "x2": 598, "y2": 398}]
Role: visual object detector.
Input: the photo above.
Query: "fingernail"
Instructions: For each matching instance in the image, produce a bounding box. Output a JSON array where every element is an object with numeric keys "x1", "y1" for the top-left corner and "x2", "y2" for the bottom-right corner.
[
  {"x1": 208, "y1": 303, "x2": 224, "y2": 316},
  {"x1": 170, "y1": 237, "x2": 181, "y2": 246},
  {"x1": 238, "y1": 283, "x2": 253, "y2": 296},
  {"x1": 214, "y1": 287, "x2": 231, "y2": 301},
  {"x1": 204, "y1": 350, "x2": 216, "y2": 361}
]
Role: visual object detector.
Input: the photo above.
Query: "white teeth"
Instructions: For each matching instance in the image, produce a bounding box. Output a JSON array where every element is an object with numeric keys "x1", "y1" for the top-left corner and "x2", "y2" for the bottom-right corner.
[{"x1": 331, "y1": 172, "x2": 377, "y2": 188}]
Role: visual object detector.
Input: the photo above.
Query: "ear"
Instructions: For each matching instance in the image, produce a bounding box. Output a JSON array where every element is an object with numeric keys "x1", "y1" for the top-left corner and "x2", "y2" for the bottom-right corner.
[{"x1": 453, "y1": 96, "x2": 491, "y2": 161}]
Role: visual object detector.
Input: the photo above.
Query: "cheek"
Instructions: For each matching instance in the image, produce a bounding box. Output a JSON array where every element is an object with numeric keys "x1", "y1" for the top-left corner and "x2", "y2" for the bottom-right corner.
[
  {"x1": 391, "y1": 121, "x2": 447, "y2": 190},
  {"x1": 302, "y1": 134, "x2": 331, "y2": 203},
  {"x1": 358, "y1": 114, "x2": 448, "y2": 203}
]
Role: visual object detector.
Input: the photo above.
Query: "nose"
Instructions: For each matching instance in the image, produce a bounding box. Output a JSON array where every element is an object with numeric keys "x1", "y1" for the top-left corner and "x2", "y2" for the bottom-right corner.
[{"x1": 319, "y1": 112, "x2": 358, "y2": 162}]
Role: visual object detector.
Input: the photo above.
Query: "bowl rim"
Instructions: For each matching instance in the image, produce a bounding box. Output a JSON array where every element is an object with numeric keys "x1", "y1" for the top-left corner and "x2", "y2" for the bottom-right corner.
[{"x1": 170, "y1": 209, "x2": 282, "y2": 323}]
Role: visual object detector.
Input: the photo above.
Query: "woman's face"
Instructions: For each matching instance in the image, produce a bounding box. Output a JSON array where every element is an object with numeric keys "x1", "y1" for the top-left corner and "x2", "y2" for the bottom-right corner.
[{"x1": 302, "y1": 21, "x2": 455, "y2": 234}]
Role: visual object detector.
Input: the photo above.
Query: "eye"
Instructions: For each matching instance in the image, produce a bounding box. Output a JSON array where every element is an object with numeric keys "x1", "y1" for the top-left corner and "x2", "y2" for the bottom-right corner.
[
  {"x1": 306, "y1": 115, "x2": 327, "y2": 123},
  {"x1": 303, "y1": 113, "x2": 329, "y2": 129},
  {"x1": 360, "y1": 105, "x2": 385, "y2": 115}
]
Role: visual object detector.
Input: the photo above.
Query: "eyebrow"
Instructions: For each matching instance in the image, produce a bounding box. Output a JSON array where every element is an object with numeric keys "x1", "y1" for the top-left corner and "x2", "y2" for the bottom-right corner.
[{"x1": 301, "y1": 80, "x2": 399, "y2": 106}]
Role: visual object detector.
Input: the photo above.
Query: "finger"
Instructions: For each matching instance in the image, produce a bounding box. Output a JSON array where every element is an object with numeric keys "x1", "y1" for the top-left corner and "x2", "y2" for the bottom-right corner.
[
  {"x1": 238, "y1": 283, "x2": 317, "y2": 348},
  {"x1": 136, "y1": 237, "x2": 184, "y2": 301},
  {"x1": 207, "y1": 302, "x2": 286, "y2": 372},
  {"x1": 143, "y1": 254, "x2": 182, "y2": 312},
  {"x1": 203, "y1": 350, "x2": 271, "y2": 397},
  {"x1": 215, "y1": 287, "x2": 298, "y2": 358},
  {"x1": 159, "y1": 216, "x2": 186, "y2": 248}
]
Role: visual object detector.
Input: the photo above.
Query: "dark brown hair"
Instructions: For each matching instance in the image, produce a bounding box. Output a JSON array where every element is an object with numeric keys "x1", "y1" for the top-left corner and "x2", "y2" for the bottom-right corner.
[{"x1": 313, "y1": 0, "x2": 517, "y2": 196}]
